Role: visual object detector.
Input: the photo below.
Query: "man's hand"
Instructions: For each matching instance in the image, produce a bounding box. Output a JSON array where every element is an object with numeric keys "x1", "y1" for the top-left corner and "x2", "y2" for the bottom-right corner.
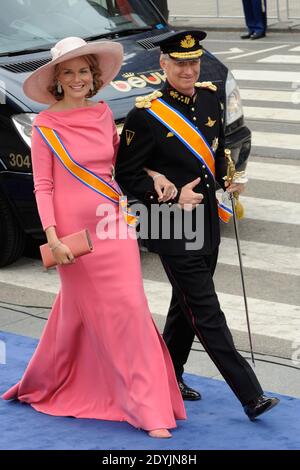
[
  {"x1": 178, "y1": 177, "x2": 204, "y2": 210},
  {"x1": 225, "y1": 181, "x2": 245, "y2": 194}
]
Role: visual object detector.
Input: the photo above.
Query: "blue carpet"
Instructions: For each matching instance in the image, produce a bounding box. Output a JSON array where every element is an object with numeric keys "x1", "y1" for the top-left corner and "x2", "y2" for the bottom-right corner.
[{"x1": 0, "y1": 330, "x2": 299, "y2": 450}]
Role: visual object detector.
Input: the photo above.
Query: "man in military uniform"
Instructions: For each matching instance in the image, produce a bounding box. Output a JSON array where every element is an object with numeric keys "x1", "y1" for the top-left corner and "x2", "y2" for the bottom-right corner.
[
  {"x1": 241, "y1": 0, "x2": 267, "y2": 40},
  {"x1": 116, "y1": 30, "x2": 279, "y2": 420}
]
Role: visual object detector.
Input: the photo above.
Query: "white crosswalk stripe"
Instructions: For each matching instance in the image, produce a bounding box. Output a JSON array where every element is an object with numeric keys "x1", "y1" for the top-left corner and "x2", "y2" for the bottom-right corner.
[
  {"x1": 234, "y1": 46, "x2": 300, "y2": 152},
  {"x1": 246, "y1": 161, "x2": 300, "y2": 184},
  {"x1": 289, "y1": 46, "x2": 300, "y2": 52},
  {"x1": 233, "y1": 69, "x2": 300, "y2": 82},
  {"x1": 251, "y1": 131, "x2": 300, "y2": 150},
  {"x1": 244, "y1": 106, "x2": 300, "y2": 122},
  {"x1": 219, "y1": 237, "x2": 300, "y2": 276},
  {"x1": 258, "y1": 55, "x2": 300, "y2": 64},
  {"x1": 143, "y1": 280, "x2": 300, "y2": 342},
  {"x1": 239, "y1": 195, "x2": 300, "y2": 225},
  {"x1": 228, "y1": 44, "x2": 288, "y2": 60},
  {"x1": 240, "y1": 89, "x2": 297, "y2": 103}
]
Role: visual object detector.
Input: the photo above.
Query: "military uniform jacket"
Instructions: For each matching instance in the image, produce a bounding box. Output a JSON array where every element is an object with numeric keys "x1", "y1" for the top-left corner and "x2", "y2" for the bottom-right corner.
[{"x1": 115, "y1": 81, "x2": 227, "y2": 255}]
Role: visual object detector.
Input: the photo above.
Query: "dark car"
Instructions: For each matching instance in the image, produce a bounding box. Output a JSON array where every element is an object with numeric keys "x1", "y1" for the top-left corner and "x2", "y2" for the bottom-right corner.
[
  {"x1": 0, "y1": 0, "x2": 251, "y2": 267},
  {"x1": 151, "y1": 0, "x2": 169, "y2": 20}
]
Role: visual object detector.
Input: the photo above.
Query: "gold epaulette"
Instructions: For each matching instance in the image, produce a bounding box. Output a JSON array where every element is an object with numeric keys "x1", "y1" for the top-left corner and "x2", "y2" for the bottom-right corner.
[
  {"x1": 195, "y1": 81, "x2": 217, "y2": 92},
  {"x1": 135, "y1": 90, "x2": 163, "y2": 109}
]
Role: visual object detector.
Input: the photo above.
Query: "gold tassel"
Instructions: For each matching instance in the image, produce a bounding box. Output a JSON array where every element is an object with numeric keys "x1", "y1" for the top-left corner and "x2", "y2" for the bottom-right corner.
[
  {"x1": 224, "y1": 149, "x2": 246, "y2": 221},
  {"x1": 234, "y1": 192, "x2": 244, "y2": 219}
]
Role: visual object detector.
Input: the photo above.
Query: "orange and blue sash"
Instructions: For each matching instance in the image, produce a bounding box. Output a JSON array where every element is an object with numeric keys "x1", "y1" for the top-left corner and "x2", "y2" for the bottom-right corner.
[
  {"x1": 36, "y1": 126, "x2": 137, "y2": 227},
  {"x1": 147, "y1": 98, "x2": 232, "y2": 223}
]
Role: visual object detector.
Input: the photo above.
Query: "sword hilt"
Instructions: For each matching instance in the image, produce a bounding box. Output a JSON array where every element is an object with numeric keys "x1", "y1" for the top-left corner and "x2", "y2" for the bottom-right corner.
[
  {"x1": 224, "y1": 148, "x2": 244, "y2": 219},
  {"x1": 224, "y1": 148, "x2": 236, "y2": 184}
]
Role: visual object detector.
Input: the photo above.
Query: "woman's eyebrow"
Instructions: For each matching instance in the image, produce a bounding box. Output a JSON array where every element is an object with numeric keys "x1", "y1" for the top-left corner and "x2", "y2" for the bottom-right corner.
[{"x1": 61, "y1": 67, "x2": 89, "y2": 71}]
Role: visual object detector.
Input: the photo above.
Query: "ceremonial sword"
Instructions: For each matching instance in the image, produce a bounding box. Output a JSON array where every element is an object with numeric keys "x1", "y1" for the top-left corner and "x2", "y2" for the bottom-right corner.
[{"x1": 224, "y1": 149, "x2": 255, "y2": 366}]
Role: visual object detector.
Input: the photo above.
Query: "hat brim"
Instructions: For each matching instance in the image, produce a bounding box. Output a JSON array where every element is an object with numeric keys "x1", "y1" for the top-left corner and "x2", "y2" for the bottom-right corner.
[
  {"x1": 168, "y1": 49, "x2": 204, "y2": 60},
  {"x1": 151, "y1": 30, "x2": 207, "y2": 47},
  {"x1": 23, "y1": 41, "x2": 123, "y2": 104}
]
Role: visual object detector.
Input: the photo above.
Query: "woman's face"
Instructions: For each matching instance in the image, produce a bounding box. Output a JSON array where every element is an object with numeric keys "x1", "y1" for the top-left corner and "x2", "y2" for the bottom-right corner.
[{"x1": 57, "y1": 56, "x2": 93, "y2": 101}]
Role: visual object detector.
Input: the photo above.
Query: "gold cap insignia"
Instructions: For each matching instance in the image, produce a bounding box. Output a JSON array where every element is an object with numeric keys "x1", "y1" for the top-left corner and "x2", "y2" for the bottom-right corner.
[
  {"x1": 205, "y1": 117, "x2": 216, "y2": 127},
  {"x1": 166, "y1": 132, "x2": 174, "y2": 138},
  {"x1": 125, "y1": 130, "x2": 135, "y2": 146},
  {"x1": 181, "y1": 35, "x2": 196, "y2": 49}
]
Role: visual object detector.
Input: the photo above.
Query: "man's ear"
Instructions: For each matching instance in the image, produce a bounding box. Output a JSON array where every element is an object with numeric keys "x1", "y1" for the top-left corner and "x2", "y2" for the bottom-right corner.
[{"x1": 159, "y1": 56, "x2": 166, "y2": 71}]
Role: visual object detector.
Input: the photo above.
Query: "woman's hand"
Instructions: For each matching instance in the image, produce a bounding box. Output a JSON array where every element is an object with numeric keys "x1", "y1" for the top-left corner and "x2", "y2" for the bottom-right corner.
[
  {"x1": 46, "y1": 226, "x2": 75, "y2": 266},
  {"x1": 51, "y1": 242, "x2": 75, "y2": 265},
  {"x1": 153, "y1": 174, "x2": 178, "y2": 202},
  {"x1": 144, "y1": 168, "x2": 178, "y2": 202}
]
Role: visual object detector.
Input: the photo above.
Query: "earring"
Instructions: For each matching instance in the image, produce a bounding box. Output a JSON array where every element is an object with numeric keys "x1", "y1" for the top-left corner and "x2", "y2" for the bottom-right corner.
[{"x1": 57, "y1": 81, "x2": 62, "y2": 94}]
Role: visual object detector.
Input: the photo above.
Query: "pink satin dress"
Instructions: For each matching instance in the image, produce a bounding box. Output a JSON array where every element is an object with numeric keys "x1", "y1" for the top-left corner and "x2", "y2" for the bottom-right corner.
[{"x1": 2, "y1": 102, "x2": 186, "y2": 431}]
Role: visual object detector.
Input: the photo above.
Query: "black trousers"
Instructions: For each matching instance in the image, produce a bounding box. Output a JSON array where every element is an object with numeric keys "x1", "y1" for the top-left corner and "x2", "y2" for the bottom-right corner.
[{"x1": 160, "y1": 250, "x2": 263, "y2": 406}]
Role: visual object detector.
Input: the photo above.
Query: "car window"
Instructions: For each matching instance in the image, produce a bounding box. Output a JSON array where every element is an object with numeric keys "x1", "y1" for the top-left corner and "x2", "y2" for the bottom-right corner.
[{"x1": 0, "y1": 0, "x2": 164, "y2": 54}]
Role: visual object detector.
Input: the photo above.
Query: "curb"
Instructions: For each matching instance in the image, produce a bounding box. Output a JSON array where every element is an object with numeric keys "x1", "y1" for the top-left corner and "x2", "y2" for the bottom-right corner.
[{"x1": 169, "y1": 19, "x2": 300, "y2": 33}]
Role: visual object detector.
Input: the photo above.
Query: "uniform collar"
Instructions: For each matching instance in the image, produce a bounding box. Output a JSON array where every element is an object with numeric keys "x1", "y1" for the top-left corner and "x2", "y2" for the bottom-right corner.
[{"x1": 162, "y1": 81, "x2": 197, "y2": 106}]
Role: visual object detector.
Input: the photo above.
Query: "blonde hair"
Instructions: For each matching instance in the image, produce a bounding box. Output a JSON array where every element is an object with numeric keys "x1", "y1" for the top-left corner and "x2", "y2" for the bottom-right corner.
[{"x1": 48, "y1": 54, "x2": 103, "y2": 101}]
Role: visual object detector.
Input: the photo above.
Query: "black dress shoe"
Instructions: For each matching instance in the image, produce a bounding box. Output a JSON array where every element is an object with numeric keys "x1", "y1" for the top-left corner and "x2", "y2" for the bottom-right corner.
[
  {"x1": 250, "y1": 32, "x2": 266, "y2": 40},
  {"x1": 240, "y1": 32, "x2": 252, "y2": 39},
  {"x1": 178, "y1": 380, "x2": 201, "y2": 401},
  {"x1": 244, "y1": 395, "x2": 279, "y2": 421}
]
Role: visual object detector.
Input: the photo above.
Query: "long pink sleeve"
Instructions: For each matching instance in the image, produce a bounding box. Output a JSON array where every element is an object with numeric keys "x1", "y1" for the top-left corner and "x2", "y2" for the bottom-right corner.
[
  {"x1": 110, "y1": 110, "x2": 120, "y2": 165},
  {"x1": 31, "y1": 126, "x2": 56, "y2": 231}
]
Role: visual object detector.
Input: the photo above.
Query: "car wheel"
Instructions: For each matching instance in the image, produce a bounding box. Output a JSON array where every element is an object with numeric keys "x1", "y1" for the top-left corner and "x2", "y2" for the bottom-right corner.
[{"x1": 0, "y1": 195, "x2": 25, "y2": 267}]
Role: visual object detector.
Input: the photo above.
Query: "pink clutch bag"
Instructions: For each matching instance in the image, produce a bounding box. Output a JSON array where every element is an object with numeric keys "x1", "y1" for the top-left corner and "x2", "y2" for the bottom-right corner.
[{"x1": 40, "y1": 229, "x2": 93, "y2": 268}]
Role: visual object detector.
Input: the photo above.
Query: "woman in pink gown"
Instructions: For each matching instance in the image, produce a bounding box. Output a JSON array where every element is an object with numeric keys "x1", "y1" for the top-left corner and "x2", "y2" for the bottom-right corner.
[{"x1": 2, "y1": 37, "x2": 186, "y2": 438}]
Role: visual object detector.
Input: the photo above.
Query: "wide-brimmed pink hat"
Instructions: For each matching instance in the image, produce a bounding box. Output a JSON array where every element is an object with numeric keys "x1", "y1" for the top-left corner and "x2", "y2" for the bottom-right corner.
[{"x1": 23, "y1": 36, "x2": 123, "y2": 104}]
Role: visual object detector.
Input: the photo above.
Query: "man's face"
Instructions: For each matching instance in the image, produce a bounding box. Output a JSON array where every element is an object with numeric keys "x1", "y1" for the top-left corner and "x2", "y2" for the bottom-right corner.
[{"x1": 160, "y1": 56, "x2": 201, "y2": 95}]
